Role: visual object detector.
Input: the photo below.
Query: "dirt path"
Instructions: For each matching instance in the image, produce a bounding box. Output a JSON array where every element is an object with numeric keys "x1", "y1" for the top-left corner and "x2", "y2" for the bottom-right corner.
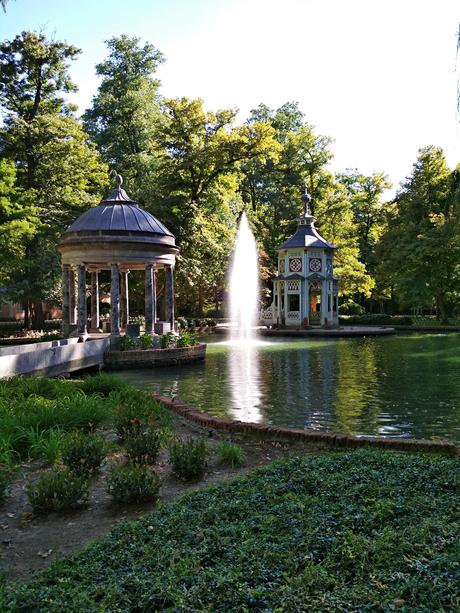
[{"x1": 0, "y1": 413, "x2": 323, "y2": 583}]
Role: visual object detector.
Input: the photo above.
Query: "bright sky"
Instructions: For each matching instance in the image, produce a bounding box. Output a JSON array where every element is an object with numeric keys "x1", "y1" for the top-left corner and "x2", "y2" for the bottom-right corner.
[{"x1": 1, "y1": 0, "x2": 459, "y2": 192}]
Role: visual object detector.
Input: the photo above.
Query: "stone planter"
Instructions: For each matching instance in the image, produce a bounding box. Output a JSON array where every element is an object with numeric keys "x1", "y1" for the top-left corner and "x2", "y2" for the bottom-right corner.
[
  {"x1": 104, "y1": 343, "x2": 207, "y2": 369},
  {"x1": 126, "y1": 323, "x2": 141, "y2": 338}
]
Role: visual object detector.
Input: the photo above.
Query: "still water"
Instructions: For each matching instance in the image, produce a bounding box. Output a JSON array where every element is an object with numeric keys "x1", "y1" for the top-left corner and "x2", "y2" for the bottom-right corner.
[{"x1": 118, "y1": 333, "x2": 460, "y2": 442}]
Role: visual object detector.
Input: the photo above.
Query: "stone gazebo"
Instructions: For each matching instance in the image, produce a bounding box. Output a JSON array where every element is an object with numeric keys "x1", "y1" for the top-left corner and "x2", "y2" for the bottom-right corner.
[{"x1": 58, "y1": 175, "x2": 179, "y2": 339}]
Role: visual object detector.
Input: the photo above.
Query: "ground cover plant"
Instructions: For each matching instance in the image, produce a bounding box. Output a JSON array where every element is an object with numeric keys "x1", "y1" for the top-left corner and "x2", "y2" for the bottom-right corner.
[{"x1": 1, "y1": 449, "x2": 458, "y2": 611}]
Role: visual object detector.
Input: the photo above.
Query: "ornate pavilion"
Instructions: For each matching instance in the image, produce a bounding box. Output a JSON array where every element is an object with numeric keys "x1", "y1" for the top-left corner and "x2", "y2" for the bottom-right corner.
[
  {"x1": 262, "y1": 187, "x2": 339, "y2": 328},
  {"x1": 58, "y1": 175, "x2": 179, "y2": 338}
]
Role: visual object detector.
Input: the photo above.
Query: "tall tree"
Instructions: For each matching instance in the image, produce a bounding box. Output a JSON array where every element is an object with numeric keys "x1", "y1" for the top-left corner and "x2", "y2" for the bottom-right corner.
[
  {"x1": 0, "y1": 31, "x2": 107, "y2": 327},
  {"x1": 337, "y1": 170, "x2": 391, "y2": 305},
  {"x1": 377, "y1": 146, "x2": 459, "y2": 321},
  {"x1": 240, "y1": 102, "x2": 373, "y2": 298},
  {"x1": 152, "y1": 97, "x2": 279, "y2": 315},
  {"x1": 83, "y1": 35, "x2": 164, "y2": 187}
]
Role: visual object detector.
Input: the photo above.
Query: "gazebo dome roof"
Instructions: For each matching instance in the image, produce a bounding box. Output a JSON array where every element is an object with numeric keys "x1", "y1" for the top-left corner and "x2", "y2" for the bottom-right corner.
[
  {"x1": 65, "y1": 201, "x2": 173, "y2": 237},
  {"x1": 63, "y1": 176, "x2": 175, "y2": 244},
  {"x1": 58, "y1": 175, "x2": 178, "y2": 269}
]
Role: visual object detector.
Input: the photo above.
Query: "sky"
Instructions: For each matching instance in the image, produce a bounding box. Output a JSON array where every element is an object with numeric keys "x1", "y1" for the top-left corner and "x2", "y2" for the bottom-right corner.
[{"x1": 1, "y1": 0, "x2": 459, "y2": 194}]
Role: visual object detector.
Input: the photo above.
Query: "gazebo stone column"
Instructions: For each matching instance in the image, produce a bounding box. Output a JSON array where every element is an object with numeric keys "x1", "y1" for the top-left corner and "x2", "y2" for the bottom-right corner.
[
  {"x1": 145, "y1": 264, "x2": 157, "y2": 334},
  {"x1": 165, "y1": 265, "x2": 175, "y2": 331},
  {"x1": 111, "y1": 263, "x2": 121, "y2": 337},
  {"x1": 77, "y1": 264, "x2": 87, "y2": 336},
  {"x1": 69, "y1": 267, "x2": 76, "y2": 325},
  {"x1": 62, "y1": 264, "x2": 71, "y2": 336},
  {"x1": 90, "y1": 271, "x2": 100, "y2": 331},
  {"x1": 120, "y1": 269, "x2": 129, "y2": 331}
]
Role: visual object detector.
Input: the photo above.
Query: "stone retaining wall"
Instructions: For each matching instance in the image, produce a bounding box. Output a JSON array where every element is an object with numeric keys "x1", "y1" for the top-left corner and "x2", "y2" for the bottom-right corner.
[
  {"x1": 105, "y1": 343, "x2": 206, "y2": 369},
  {"x1": 0, "y1": 337, "x2": 109, "y2": 378},
  {"x1": 155, "y1": 395, "x2": 459, "y2": 457}
]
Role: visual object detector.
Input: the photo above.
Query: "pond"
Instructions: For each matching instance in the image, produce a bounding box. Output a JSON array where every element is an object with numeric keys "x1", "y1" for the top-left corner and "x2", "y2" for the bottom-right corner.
[{"x1": 117, "y1": 332, "x2": 460, "y2": 443}]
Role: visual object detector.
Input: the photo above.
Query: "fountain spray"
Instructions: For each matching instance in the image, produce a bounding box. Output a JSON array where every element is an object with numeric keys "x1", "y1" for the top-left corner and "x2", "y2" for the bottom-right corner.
[{"x1": 229, "y1": 212, "x2": 259, "y2": 341}]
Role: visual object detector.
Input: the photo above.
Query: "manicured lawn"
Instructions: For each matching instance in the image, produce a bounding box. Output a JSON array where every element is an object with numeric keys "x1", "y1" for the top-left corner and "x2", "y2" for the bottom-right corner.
[{"x1": 2, "y1": 450, "x2": 459, "y2": 612}]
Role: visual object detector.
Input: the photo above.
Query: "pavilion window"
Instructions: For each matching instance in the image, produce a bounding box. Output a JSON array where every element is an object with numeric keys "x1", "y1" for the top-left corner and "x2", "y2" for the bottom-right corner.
[{"x1": 288, "y1": 294, "x2": 300, "y2": 312}]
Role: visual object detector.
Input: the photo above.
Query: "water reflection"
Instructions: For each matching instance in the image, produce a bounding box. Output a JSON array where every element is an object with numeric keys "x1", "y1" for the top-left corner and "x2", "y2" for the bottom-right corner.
[
  {"x1": 116, "y1": 333, "x2": 460, "y2": 443},
  {"x1": 227, "y1": 341, "x2": 262, "y2": 422}
]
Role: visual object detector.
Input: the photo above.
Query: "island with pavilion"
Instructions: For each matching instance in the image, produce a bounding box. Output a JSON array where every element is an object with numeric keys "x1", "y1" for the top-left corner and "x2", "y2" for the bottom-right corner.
[
  {"x1": 262, "y1": 187, "x2": 339, "y2": 328},
  {"x1": 58, "y1": 175, "x2": 178, "y2": 340}
]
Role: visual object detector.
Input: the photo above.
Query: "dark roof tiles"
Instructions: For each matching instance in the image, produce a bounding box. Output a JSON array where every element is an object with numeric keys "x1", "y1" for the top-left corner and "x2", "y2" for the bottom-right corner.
[{"x1": 65, "y1": 203, "x2": 173, "y2": 237}]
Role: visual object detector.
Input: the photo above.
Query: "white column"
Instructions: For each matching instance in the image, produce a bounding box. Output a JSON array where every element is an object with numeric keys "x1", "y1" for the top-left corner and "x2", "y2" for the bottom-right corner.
[
  {"x1": 111, "y1": 263, "x2": 120, "y2": 337},
  {"x1": 165, "y1": 265, "x2": 175, "y2": 331},
  {"x1": 62, "y1": 265, "x2": 71, "y2": 336},
  {"x1": 145, "y1": 264, "x2": 155, "y2": 334},
  {"x1": 120, "y1": 269, "x2": 129, "y2": 330},
  {"x1": 90, "y1": 271, "x2": 99, "y2": 331},
  {"x1": 77, "y1": 264, "x2": 87, "y2": 336},
  {"x1": 69, "y1": 267, "x2": 76, "y2": 325}
]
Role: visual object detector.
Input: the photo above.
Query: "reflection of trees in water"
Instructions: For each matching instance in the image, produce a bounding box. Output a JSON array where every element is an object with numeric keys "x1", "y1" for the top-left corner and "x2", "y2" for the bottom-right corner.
[
  {"x1": 334, "y1": 339, "x2": 380, "y2": 435},
  {"x1": 260, "y1": 345, "x2": 338, "y2": 430},
  {"x1": 228, "y1": 345, "x2": 263, "y2": 423}
]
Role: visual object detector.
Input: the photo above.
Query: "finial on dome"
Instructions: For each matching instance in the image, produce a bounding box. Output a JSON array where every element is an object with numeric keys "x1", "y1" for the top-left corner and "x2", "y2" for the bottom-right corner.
[
  {"x1": 115, "y1": 174, "x2": 123, "y2": 187},
  {"x1": 301, "y1": 182, "x2": 312, "y2": 217}
]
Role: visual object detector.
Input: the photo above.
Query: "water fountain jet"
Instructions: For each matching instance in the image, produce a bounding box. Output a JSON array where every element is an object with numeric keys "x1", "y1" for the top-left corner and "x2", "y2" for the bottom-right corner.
[{"x1": 229, "y1": 212, "x2": 259, "y2": 342}]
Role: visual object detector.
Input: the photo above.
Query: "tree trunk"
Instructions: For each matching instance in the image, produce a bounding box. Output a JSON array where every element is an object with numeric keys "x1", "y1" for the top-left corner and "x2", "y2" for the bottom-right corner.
[
  {"x1": 198, "y1": 282, "x2": 204, "y2": 317},
  {"x1": 31, "y1": 302, "x2": 45, "y2": 330},
  {"x1": 436, "y1": 294, "x2": 448, "y2": 324},
  {"x1": 24, "y1": 300, "x2": 30, "y2": 330}
]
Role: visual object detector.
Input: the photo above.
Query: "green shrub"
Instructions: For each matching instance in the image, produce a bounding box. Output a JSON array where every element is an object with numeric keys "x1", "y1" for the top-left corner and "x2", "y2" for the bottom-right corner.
[
  {"x1": 77, "y1": 373, "x2": 129, "y2": 397},
  {"x1": 62, "y1": 432, "x2": 107, "y2": 475},
  {"x1": 0, "y1": 376, "x2": 78, "y2": 401},
  {"x1": 0, "y1": 436, "x2": 18, "y2": 468},
  {"x1": 111, "y1": 390, "x2": 170, "y2": 440},
  {"x1": 216, "y1": 441, "x2": 245, "y2": 467},
  {"x1": 139, "y1": 333, "x2": 153, "y2": 350},
  {"x1": 125, "y1": 428, "x2": 163, "y2": 465},
  {"x1": 118, "y1": 335, "x2": 136, "y2": 351},
  {"x1": 27, "y1": 428, "x2": 62, "y2": 464},
  {"x1": 26, "y1": 468, "x2": 89, "y2": 513},
  {"x1": 106, "y1": 465, "x2": 161, "y2": 503},
  {"x1": 169, "y1": 437, "x2": 207, "y2": 481},
  {"x1": 338, "y1": 300, "x2": 365, "y2": 316},
  {"x1": 160, "y1": 332, "x2": 176, "y2": 349},
  {"x1": 177, "y1": 330, "x2": 198, "y2": 348}
]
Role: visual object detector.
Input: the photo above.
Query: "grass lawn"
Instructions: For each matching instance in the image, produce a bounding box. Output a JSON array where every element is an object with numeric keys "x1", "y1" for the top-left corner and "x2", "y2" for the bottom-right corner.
[{"x1": 1, "y1": 449, "x2": 458, "y2": 612}]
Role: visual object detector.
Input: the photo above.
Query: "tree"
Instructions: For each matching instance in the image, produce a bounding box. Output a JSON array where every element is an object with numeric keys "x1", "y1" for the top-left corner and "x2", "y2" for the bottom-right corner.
[
  {"x1": 0, "y1": 31, "x2": 107, "y2": 327},
  {"x1": 83, "y1": 35, "x2": 164, "y2": 187},
  {"x1": 377, "y1": 146, "x2": 459, "y2": 321},
  {"x1": 151, "y1": 97, "x2": 279, "y2": 315},
  {"x1": 337, "y1": 170, "x2": 391, "y2": 306},
  {"x1": 0, "y1": 159, "x2": 38, "y2": 285},
  {"x1": 240, "y1": 102, "x2": 373, "y2": 298}
]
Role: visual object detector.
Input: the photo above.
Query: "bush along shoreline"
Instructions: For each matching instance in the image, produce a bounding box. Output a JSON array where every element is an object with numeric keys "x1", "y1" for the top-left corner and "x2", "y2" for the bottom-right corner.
[
  {"x1": 1, "y1": 450, "x2": 459, "y2": 611},
  {"x1": 117, "y1": 330, "x2": 199, "y2": 351}
]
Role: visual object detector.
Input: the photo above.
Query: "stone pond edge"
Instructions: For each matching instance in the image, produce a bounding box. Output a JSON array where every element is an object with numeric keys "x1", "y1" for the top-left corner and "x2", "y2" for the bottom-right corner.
[
  {"x1": 104, "y1": 342, "x2": 207, "y2": 368},
  {"x1": 154, "y1": 395, "x2": 459, "y2": 457}
]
